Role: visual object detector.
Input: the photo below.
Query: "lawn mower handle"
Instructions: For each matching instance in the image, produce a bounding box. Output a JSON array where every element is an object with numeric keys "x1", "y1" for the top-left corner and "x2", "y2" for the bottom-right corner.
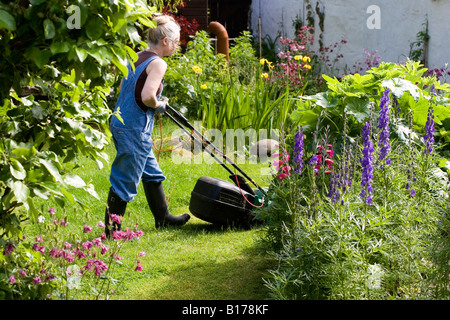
[{"x1": 164, "y1": 104, "x2": 268, "y2": 197}]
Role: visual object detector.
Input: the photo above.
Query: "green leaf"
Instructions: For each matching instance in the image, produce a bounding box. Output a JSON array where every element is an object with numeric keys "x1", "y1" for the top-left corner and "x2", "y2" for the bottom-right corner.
[
  {"x1": 85, "y1": 184, "x2": 99, "y2": 200},
  {"x1": 112, "y1": 55, "x2": 128, "y2": 77},
  {"x1": 43, "y1": 19, "x2": 56, "y2": 39},
  {"x1": 88, "y1": 47, "x2": 112, "y2": 66},
  {"x1": 291, "y1": 108, "x2": 318, "y2": 127},
  {"x1": 10, "y1": 181, "x2": 30, "y2": 204},
  {"x1": 39, "y1": 158, "x2": 64, "y2": 183},
  {"x1": 112, "y1": 106, "x2": 124, "y2": 124},
  {"x1": 124, "y1": 45, "x2": 138, "y2": 64},
  {"x1": 31, "y1": 186, "x2": 50, "y2": 200},
  {"x1": 137, "y1": 15, "x2": 155, "y2": 28},
  {"x1": 33, "y1": 49, "x2": 52, "y2": 68},
  {"x1": 85, "y1": 17, "x2": 104, "y2": 40},
  {"x1": 75, "y1": 47, "x2": 88, "y2": 62},
  {"x1": 10, "y1": 159, "x2": 26, "y2": 180},
  {"x1": 127, "y1": 26, "x2": 141, "y2": 45},
  {"x1": 433, "y1": 103, "x2": 450, "y2": 125},
  {"x1": 345, "y1": 97, "x2": 371, "y2": 123},
  {"x1": 382, "y1": 78, "x2": 420, "y2": 100},
  {"x1": 0, "y1": 9, "x2": 16, "y2": 31},
  {"x1": 304, "y1": 92, "x2": 337, "y2": 109},
  {"x1": 50, "y1": 41, "x2": 71, "y2": 54},
  {"x1": 64, "y1": 174, "x2": 86, "y2": 188},
  {"x1": 438, "y1": 159, "x2": 450, "y2": 172},
  {"x1": 32, "y1": 104, "x2": 48, "y2": 120}
]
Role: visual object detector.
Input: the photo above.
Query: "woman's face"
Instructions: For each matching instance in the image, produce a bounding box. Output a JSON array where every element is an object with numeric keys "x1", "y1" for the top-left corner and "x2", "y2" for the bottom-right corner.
[{"x1": 165, "y1": 34, "x2": 180, "y2": 56}]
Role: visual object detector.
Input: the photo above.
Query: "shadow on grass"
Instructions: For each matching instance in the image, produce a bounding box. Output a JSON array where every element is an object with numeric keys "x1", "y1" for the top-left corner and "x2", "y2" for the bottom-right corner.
[{"x1": 145, "y1": 254, "x2": 271, "y2": 300}]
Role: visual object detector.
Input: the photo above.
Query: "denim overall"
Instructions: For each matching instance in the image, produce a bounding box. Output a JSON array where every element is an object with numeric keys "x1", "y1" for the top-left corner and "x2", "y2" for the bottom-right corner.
[{"x1": 109, "y1": 56, "x2": 165, "y2": 202}]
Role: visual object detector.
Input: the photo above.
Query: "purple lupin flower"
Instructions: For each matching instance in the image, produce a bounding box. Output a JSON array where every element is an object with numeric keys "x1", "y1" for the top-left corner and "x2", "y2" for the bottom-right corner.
[
  {"x1": 293, "y1": 127, "x2": 304, "y2": 174},
  {"x1": 328, "y1": 173, "x2": 340, "y2": 204},
  {"x1": 377, "y1": 89, "x2": 391, "y2": 167},
  {"x1": 309, "y1": 154, "x2": 318, "y2": 167},
  {"x1": 360, "y1": 121, "x2": 374, "y2": 205},
  {"x1": 424, "y1": 107, "x2": 435, "y2": 155}
]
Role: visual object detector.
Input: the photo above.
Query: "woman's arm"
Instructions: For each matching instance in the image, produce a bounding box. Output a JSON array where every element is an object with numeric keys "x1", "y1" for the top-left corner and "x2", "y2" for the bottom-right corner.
[{"x1": 141, "y1": 58, "x2": 167, "y2": 109}]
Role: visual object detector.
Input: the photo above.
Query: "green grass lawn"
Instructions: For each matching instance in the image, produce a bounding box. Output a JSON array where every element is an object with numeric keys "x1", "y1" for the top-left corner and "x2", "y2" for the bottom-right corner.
[{"x1": 54, "y1": 117, "x2": 274, "y2": 300}]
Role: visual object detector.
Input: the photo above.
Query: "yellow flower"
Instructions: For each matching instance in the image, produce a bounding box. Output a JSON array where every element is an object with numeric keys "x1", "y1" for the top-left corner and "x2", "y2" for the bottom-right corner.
[
  {"x1": 267, "y1": 61, "x2": 274, "y2": 70},
  {"x1": 192, "y1": 65, "x2": 202, "y2": 75},
  {"x1": 260, "y1": 58, "x2": 267, "y2": 65},
  {"x1": 304, "y1": 64, "x2": 312, "y2": 70},
  {"x1": 200, "y1": 84, "x2": 208, "y2": 90},
  {"x1": 294, "y1": 55, "x2": 303, "y2": 61},
  {"x1": 302, "y1": 56, "x2": 311, "y2": 63},
  {"x1": 261, "y1": 72, "x2": 269, "y2": 79}
]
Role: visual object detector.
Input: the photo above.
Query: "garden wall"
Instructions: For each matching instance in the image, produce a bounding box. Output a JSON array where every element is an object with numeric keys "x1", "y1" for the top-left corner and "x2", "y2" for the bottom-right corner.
[{"x1": 250, "y1": 0, "x2": 450, "y2": 77}]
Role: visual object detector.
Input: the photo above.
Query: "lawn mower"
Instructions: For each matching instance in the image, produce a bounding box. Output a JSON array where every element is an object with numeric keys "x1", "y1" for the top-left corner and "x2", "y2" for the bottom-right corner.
[{"x1": 164, "y1": 105, "x2": 268, "y2": 229}]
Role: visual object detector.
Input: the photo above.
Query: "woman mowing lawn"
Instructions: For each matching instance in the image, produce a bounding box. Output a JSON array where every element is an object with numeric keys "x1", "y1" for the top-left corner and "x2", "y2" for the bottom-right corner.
[{"x1": 104, "y1": 14, "x2": 190, "y2": 236}]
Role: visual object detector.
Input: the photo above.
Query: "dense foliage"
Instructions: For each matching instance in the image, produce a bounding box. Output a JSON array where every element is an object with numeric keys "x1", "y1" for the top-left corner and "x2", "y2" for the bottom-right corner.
[
  {"x1": 0, "y1": 0, "x2": 158, "y2": 299},
  {"x1": 258, "y1": 62, "x2": 450, "y2": 299}
]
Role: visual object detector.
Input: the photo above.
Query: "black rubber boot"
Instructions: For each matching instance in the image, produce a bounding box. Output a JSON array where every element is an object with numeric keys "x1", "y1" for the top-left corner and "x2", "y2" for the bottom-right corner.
[
  {"x1": 104, "y1": 188, "x2": 127, "y2": 238},
  {"x1": 142, "y1": 181, "x2": 190, "y2": 228}
]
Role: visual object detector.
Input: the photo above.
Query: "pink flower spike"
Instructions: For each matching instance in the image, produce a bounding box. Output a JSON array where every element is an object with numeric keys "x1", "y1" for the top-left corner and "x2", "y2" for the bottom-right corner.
[
  {"x1": 94, "y1": 237, "x2": 102, "y2": 247},
  {"x1": 110, "y1": 214, "x2": 122, "y2": 224},
  {"x1": 272, "y1": 160, "x2": 284, "y2": 171},
  {"x1": 83, "y1": 225, "x2": 92, "y2": 233},
  {"x1": 97, "y1": 221, "x2": 106, "y2": 228},
  {"x1": 326, "y1": 149, "x2": 334, "y2": 158},
  {"x1": 135, "y1": 259, "x2": 143, "y2": 272},
  {"x1": 9, "y1": 275, "x2": 16, "y2": 284},
  {"x1": 139, "y1": 251, "x2": 146, "y2": 257},
  {"x1": 101, "y1": 245, "x2": 109, "y2": 255},
  {"x1": 32, "y1": 276, "x2": 42, "y2": 285}
]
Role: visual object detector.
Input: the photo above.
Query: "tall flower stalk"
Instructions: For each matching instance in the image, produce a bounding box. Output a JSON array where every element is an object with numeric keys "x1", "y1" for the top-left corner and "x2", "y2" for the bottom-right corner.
[
  {"x1": 293, "y1": 127, "x2": 304, "y2": 174},
  {"x1": 360, "y1": 121, "x2": 374, "y2": 205},
  {"x1": 377, "y1": 89, "x2": 391, "y2": 168},
  {"x1": 424, "y1": 106, "x2": 435, "y2": 155}
]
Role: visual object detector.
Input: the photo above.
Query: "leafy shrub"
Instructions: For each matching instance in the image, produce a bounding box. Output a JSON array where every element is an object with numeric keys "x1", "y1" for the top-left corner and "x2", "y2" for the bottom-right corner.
[
  {"x1": 259, "y1": 66, "x2": 450, "y2": 299},
  {"x1": 0, "y1": 0, "x2": 155, "y2": 299}
]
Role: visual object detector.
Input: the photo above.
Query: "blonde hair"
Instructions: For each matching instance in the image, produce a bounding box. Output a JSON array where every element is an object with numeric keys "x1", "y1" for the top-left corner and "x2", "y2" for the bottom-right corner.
[{"x1": 147, "y1": 15, "x2": 180, "y2": 46}]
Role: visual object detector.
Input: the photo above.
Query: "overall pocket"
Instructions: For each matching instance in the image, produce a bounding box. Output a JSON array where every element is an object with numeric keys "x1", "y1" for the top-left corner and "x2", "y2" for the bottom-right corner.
[{"x1": 111, "y1": 126, "x2": 135, "y2": 154}]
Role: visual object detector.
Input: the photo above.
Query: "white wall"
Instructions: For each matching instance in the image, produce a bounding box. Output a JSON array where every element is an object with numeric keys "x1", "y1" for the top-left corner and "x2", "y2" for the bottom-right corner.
[{"x1": 250, "y1": 0, "x2": 450, "y2": 77}]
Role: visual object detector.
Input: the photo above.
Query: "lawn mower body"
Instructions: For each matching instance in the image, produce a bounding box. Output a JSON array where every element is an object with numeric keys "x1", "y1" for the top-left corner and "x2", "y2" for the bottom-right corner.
[{"x1": 189, "y1": 176, "x2": 257, "y2": 228}]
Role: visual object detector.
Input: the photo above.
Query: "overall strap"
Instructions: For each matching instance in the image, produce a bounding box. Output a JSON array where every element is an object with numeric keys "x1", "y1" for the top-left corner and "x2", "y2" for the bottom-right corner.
[{"x1": 134, "y1": 53, "x2": 163, "y2": 111}]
